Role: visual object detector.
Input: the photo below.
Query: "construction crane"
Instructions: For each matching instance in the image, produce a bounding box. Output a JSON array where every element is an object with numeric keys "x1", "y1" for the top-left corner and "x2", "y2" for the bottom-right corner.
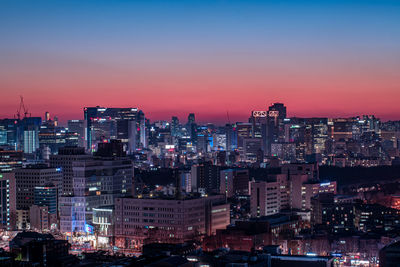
[{"x1": 15, "y1": 95, "x2": 30, "y2": 120}]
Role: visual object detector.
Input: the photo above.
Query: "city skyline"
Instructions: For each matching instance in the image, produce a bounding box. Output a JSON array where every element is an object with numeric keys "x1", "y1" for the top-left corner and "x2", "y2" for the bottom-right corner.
[
  {"x1": 0, "y1": 100, "x2": 397, "y2": 125},
  {"x1": 1, "y1": 0, "x2": 400, "y2": 123}
]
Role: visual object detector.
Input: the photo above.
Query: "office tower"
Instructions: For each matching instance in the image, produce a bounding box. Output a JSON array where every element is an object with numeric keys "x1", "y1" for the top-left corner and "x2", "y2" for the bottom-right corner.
[
  {"x1": 250, "y1": 110, "x2": 268, "y2": 154},
  {"x1": 270, "y1": 143, "x2": 296, "y2": 162},
  {"x1": 23, "y1": 125, "x2": 39, "y2": 154},
  {"x1": 0, "y1": 149, "x2": 23, "y2": 173},
  {"x1": 330, "y1": 118, "x2": 355, "y2": 140},
  {"x1": 225, "y1": 124, "x2": 238, "y2": 151},
  {"x1": 14, "y1": 165, "x2": 62, "y2": 211},
  {"x1": 220, "y1": 169, "x2": 250, "y2": 197},
  {"x1": 84, "y1": 107, "x2": 146, "y2": 152},
  {"x1": 44, "y1": 112, "x2": 50, "y2": 122},
  {"x1": 17, "y1": 117, "x2": 42, "y2": 153},
  {"x1": 236, "y1": 123, "x2": 252, "y2": 154},
  {"x1": 250, "y1": 181, "x2": 280, "y2": 217},
  {"x1": 114, "y1": 194, "x2": 229, "y2": 250},
  {"x1": 29, "y1": 184, "x2": 58, "y2": 231},
  {"x1": 291, "y1": 180, "x2": 337, "y2": 210},
  {"x1": 0, "y1": 125, "x2": 6, "y2": 145},
  {"x1": 191, "y1": 162, "x2": 221, "y2": 194},
  {"x1": 0, "y1": 173, "x2": 16, "y2": 229},
  {"x1": 38, "y1": 125, "x2": 79, "y2": 156},
  {"x1": 212, "y1": 133, "x2": 226, "y2": 151},
  {"x1": 67, "y1": 120, "x2": 86, "y2": 147},
  {"x1": 0, "y1": 119, "x2": 19, "y2": 149},
  {"x1": 179, "y1": 169, "x2": 192, "y2": 193},
  {"x1": 96, "y1": 139, "x2": 126, "y2": 157},
  {"x1": 50, "y1": 147, "x2": 91, "y2": 196},
  {"x1": 186, "y1": 113, "x2": 197, "y2": 143},
  {"x1": 187, "y1": 113, "x2": 195, "y2": 125},
  {"x1": 171, "y1": 116, "x2": 179, "y2": 137},
  {"x1": 243, "y1": 138, "x2": 262, "y2": 162},
  {"x1": 266, "y1": 103, "x2": 287, "y2": 154},
  {"x1": 196, "y1": 133, "x2": 209, "y2": 153},
  {"x1": 59, "y1": 155, "x2": 133, "y2": 234},
  {"x1": 216, "y1": 151, "x2": 226, "y2": 166},
  {"x1": 34, "y1": 184, "x2": 58, "y2": 214}
]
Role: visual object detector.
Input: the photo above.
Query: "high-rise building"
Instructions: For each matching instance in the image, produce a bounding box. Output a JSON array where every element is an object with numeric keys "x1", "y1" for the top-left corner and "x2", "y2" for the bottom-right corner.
[
  {"x1": 291, "y1": 180, "x2": 337, "y2": 210},
  {"x1": 59, "y1": 156, "x2": 133, "y2": 234},
  {"x1": 191, "y1": 162, "x2": 220, "y2": 194},
  {"x1": 17, "y1": 117, "x2": 42, "y2": 153},
  {"x1": 267, "y1": 103, "x2": 287, "y2": 154},
  {"x1": 243, "y1": 138, "x2": 263, "y2": 162},
  {"x1": 34, "y1": 185, "x2": 58, "y2": 214},
  {"x1": 0, "y1": 149, "x2": 23, "y2": 173},
  {"x1": 250, "y1": 181, "x2": 280, "y2": 217},
  {"x1": 14, "y1": 165, "x2": 62, "y2": 211},
  {"x1": 0, "y1": 119, "x2": 19, "y2": 149},
  {"x1": 67, "y1": 120, "x2": 86, "y2": 147},
  {"x1": 0, "y1": 173, "x2": 16, "y2": 229},
  {"x1": 187, "y1": 113, "x2": 195, "y2": 125},
  {"x1": 171, "y1": 116, "x2": 179, "y2": 137},
  {"x1": 187, "y1": 113, "x2": 197, "y2": 144},
  {"x1": 50, "y1": 146, "x2": 91, "y2": 196},
  {"x1": 84, "y1": 107, "x2": 146, "y2": 152},
  {"x1": 220, "y1": 169, "x2": 250, "y2": 197}
]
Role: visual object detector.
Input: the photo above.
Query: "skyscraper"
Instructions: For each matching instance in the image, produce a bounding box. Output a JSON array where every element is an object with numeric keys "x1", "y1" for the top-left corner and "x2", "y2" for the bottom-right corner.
[
  {"x1": 171, "y1": 116, "x2": 179, "y2": 137},
  {"x1": 84, "y1": 107, "x2": 146, "y2": 152}
]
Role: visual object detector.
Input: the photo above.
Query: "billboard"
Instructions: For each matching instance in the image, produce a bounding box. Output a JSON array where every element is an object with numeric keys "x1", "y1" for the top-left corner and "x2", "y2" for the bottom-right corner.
[{"x1": 252, "y1": 111, "x2": 267, "y2": 117}]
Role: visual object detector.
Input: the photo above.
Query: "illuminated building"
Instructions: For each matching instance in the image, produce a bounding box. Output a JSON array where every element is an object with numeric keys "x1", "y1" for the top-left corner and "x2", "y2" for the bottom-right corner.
[
  {"x1": 34, "y1": 185, "x2": 58, "y2": 214},
  {"x1": 59, "y1": 156, "x2": 133, "y2": 234},
  {"x1": 220, "y1": 169, "x2": 249, "y2": 198},
  {"x1": 13, "y1": 165, "x2": 62, "y2": 229},
  {"x1": 49, "y1": 146, "x2": 91, "y2": 196},
  {"x1": 0, "y1": 173, "x2": 16, "y2": 229},
  {"x1": 243, "y1": 138, "x2": 262, "y2": 162},
  {"x1": 0, "y1": 149, "x2": 23, "y2": 173},
  {"x1": 14, "y1": 165, "x2": 62, "y2": 211},
  {"x1": 191, "y1": 162, "x2": 220, "y2": 194},
  {"x1": 92, "y1": 206, "x2": 114, "y2": 239},
  {"x1": 271, "y1": 143, "x2": 296, "y2": 162},
  {"x1": 17, "y1": 117, "x2": 42, "y2": 153},
  {"x1": 170, "y1": 116, "x2": 179, "y2": 137},
  {"x1": 84, "y1": 107, "x2": 146, "y2": 152},
  {"x1": 266, "y1": 103, "x2": 287, "y2": 154},
  {"x1": 291, "y1": 180, "x2": 337, "y2": 210},
  {"x1": 38, "y1": 126, "x2": 79, "y2": 156},
  {"x1": 67, "y1": 119, "x2": 85, "y2": 147},
  {"x1": 251, "y1": 181, "x2": 280, "y2": 217},
  {"x1": 236, "y1": 122, "x2": 253, "y2": 155},
  {"x1": 23, "y1": 125, "x2": 39, "y2": 154},
  {"x1": 225, "y1": 123, "x2": 237, "y2": 151},
  {"x1": 354, "y1": 203, "x2": 400, "y2": 232},
  {"x1": 114, "y1": 194, "x2": 229, "y2": 249},
  {"x1": 0, "y1": 119, "x2": 19, "y2": 148}
]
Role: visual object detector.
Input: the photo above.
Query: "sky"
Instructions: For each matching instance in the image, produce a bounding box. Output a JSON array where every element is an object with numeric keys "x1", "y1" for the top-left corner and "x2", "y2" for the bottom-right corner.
[{"x1": 0, "y1": 0, "x2": 399, "y2": 124}]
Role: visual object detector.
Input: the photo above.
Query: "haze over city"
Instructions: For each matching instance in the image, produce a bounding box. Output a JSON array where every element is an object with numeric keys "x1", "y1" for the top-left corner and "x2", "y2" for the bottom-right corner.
[{"x1": 1, "y1": 0, "x2": 400, "y2": 123}]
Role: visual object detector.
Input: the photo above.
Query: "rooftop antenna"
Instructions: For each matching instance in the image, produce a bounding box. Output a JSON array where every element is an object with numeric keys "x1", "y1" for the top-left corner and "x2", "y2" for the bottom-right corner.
[
  {"x1": 226, "y1": 110, "x2": 231, "y2": 125},
  {"x1": 16, "y1": 95, "x2": 30, "y2": 120}
]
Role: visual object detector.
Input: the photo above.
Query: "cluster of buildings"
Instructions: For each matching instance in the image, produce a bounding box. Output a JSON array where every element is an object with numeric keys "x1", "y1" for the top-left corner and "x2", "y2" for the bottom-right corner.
[{"x1": 0, "y1": 103, "x2": 400, "y2": 266}]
